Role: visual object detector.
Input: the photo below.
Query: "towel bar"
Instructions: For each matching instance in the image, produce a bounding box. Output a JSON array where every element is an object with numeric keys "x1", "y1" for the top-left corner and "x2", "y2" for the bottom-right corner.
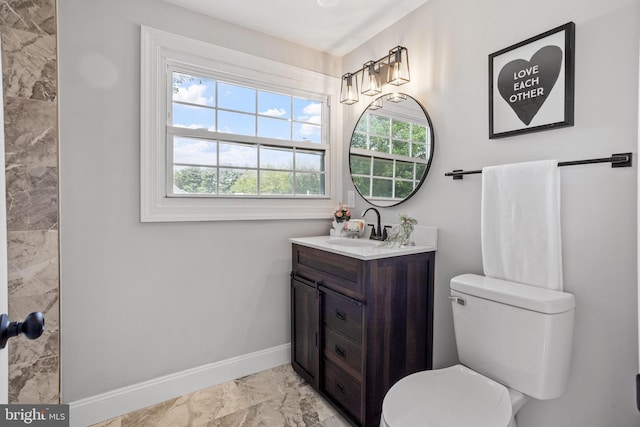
[{"x1": 445, "y1": 152, "x2": 633, "y2": 180}]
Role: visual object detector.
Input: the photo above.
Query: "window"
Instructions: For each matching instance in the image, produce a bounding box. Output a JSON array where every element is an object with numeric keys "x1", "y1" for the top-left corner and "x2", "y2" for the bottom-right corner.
[
  {"x1": 170, "y1": 71, "x2": 327, "y2": 197},
  {"x1": 350, "y1": 109, "x2": 431, "y2": 201},
  {"x1": 141, "y1": 27, "x2": 342, "y2": 222}
]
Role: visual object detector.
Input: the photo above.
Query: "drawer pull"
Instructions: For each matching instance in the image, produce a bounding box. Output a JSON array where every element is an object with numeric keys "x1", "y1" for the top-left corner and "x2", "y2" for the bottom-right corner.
[
  {"x1": 335, "y1": 381, "x2": 347, "y2": 395},
  {"x1": 335, "y1": 309, "x2": 347, "y2": 321},
  {"x1": 335, "y1": 344, "x2": 346, "y2": 358}
]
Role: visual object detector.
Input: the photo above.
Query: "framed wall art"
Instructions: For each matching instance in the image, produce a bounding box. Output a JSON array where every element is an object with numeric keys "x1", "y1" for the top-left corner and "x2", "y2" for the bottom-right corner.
[{"x1": 489, "y1": 22, "x2": 575, "y2": 139}]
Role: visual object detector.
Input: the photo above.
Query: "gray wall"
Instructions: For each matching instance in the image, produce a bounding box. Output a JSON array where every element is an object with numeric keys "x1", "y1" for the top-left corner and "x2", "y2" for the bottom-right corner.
[
  {"x1": 342, "y1": 0, "x2": 639, "y2": 425},
  {"x1": 58, "y1": 0, "x2": 339, "y2": 402},
  {"x1": 59, "y1": 0, "x2": 640, "y2": 425}
]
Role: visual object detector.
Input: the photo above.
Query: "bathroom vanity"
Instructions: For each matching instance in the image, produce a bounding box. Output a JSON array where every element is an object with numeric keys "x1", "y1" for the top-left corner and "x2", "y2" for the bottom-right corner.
[{"x1": 290, "y1": 236, "x2": 436, "y2": 426}]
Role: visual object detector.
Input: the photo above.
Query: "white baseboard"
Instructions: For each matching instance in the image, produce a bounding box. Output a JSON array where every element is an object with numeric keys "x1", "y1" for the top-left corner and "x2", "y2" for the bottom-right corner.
[{"x1": 68, "y1": 343, "x2": 291, "y2": 427}]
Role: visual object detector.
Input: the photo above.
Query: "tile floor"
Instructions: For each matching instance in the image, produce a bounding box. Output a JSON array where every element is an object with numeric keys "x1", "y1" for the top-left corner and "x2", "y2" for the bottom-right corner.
[{"x1": 91, "y1": 364, "x2": 351, "y2": 427}]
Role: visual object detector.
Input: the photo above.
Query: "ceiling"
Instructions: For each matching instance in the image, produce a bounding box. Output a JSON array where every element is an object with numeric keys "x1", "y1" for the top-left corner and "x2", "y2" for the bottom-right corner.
[{"x1": 164, "y1": 0, "x2": 430, "y2": 56}]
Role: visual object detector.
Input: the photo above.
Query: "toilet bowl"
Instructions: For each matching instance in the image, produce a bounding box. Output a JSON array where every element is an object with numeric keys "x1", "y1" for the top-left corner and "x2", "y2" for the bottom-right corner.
[
  {"x1": 380, "y1": 365, "x2": 528, "y2": 427},
  {"x1": 380, "y1": 274, "x2": 575, "y2": 427}
]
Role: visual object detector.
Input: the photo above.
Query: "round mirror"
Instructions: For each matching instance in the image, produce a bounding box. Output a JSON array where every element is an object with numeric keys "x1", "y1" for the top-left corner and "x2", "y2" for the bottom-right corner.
[{"x1": 349, "y1": 93, "x2": 434, "y2": 207}]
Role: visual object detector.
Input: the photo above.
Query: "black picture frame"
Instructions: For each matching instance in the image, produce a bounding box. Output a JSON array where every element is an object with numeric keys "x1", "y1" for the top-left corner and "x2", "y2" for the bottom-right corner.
[{"x1": 489, "y1": 22, "x2": 575, "y2": 139}]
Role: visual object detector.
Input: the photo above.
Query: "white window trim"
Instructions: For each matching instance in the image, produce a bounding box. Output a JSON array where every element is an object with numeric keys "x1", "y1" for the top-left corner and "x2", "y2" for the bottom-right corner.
[{"x1": 140, "y1": 26, "x2": 342, "y2": 222}]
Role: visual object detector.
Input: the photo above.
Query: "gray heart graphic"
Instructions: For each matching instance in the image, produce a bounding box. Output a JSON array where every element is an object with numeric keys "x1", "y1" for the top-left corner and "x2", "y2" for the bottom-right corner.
[{"x1": 498, "y1": 45, "x2": 563, "y2": 125}]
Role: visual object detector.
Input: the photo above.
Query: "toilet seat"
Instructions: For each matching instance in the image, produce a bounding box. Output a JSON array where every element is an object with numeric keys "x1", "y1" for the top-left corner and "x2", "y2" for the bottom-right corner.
[{"x1": 381, "y1": 365, "x2": 513, "y2": 427}]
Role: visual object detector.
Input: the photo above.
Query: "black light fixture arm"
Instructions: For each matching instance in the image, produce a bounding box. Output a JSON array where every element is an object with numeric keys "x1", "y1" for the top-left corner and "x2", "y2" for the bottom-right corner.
[{"x1": 345, "y1": 46, "x2": 407, "y2": 79}]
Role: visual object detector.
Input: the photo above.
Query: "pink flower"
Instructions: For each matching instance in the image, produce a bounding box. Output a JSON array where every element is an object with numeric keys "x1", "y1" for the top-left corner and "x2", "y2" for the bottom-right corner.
[{"x1": 333, "y1": 205, "x2": 351, "y2": 223}]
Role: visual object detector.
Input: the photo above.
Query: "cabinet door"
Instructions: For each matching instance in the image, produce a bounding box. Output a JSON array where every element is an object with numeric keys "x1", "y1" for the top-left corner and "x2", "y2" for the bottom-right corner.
[{"x1": 291, "y1": 275, "x2": 318, "y2": 387}]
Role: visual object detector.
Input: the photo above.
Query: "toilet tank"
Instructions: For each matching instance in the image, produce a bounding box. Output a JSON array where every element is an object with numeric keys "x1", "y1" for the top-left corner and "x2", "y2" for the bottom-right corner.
[{"x1": 450, "y1": 274, "x2": 575, "y2": 400}]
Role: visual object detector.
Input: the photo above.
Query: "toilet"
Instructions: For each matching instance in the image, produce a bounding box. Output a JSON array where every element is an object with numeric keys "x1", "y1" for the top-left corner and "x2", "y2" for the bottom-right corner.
[{"x1": 380, "y1": 273, "x2": 575, "y2": 427}]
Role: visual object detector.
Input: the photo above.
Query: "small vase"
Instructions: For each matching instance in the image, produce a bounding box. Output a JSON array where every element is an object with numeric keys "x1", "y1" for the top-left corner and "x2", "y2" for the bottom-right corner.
[
  {"x1": 332, "y1": 220, "x2": 345, "y2": 236},
  {"x1": 399, "y1": 225, "x2": 415, "y2": 246}
]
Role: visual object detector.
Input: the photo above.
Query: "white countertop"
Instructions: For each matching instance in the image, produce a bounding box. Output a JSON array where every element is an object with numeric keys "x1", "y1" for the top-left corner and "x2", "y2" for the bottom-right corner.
[{"x1": 290, "y1": 235, "x2": 437, "y2": 261}]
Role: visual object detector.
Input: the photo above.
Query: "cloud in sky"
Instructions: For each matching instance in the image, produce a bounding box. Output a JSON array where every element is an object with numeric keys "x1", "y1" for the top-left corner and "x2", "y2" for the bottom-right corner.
[
  {"x1": 303, "y1": 102, "x2": 321, "y2": 116},
  {"x1": 297, "y1": 102, "x2": 322, "y2": 124},
  {"x1": 174, "y1": 83, "x2": 214, "y2": 106},
  {"x1": 297, "y1": 123, "x2": 321, "y2": 140},
  {"x1": 260, "y1": 108, "x2": 287, "y2": 117}
]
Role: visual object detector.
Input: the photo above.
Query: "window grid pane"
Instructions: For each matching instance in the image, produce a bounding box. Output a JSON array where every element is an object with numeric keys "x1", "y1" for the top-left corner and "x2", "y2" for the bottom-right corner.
[
  {"x1": 171, "y1": 135, "x2": 326, "y2": 197},
  {"x1": 173, "y1": 166, "x2": 217, "y2": 194},
  {"x1": 172, "y1": 72, "x2": 324, "y2": 143},
  {"x1": 172, "y1": 73, "x2": 216, "y2": 107}
]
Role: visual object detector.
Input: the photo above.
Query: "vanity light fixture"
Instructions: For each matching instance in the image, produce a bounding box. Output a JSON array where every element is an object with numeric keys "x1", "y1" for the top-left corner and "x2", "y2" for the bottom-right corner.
[
  {"x1": 388, "y1": 46, "x2": 410, "y2": 85},
  {"x1": 361, "y1": 60, "x2": 382, "y2": 96},
  {"x1": 340, "y1": 72, "x2": 359, "y2": 105},
  {"x1": 340, "y1": 46, "x2": 410, "y2": 105}
]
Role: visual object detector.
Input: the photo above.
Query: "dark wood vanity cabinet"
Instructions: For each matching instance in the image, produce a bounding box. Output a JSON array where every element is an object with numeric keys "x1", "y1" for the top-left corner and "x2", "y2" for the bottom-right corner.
[
  {"x1": 291, "y1": 275, "x2": 319, "y2": 386},
  {"x1": 291, "y1": 243, "x2": 435, "y2": 427}
]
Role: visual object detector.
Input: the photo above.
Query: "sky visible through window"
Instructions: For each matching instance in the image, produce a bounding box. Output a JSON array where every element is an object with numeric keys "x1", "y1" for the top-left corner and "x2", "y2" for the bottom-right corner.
[
  {"x1": 171, "y1": 73, "x2": 322, "y2": 137},
  {"x1": 169, "y1": 72, "x2": 327, "y2": 196}
]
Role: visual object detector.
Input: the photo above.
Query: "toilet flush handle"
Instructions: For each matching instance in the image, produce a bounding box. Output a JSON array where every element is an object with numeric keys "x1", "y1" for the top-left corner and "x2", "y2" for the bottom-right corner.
[{"x1": 448, "y1": 296, "x2": 466, "y2": 306}]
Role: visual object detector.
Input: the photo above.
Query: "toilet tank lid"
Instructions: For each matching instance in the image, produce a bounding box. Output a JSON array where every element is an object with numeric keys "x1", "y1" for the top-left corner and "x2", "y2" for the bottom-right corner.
[{"x1": 450, "y1": 274, "x2": 575, "y2": 314}]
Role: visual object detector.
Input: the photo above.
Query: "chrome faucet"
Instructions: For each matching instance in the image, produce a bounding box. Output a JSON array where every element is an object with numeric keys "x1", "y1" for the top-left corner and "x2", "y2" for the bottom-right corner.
[{"x1": 362, "y1": 207, "x2": 384, "y2": 240}]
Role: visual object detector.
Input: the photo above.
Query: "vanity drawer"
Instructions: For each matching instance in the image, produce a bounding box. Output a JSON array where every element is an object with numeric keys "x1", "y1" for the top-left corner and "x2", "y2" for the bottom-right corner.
[
  {"x1": 292, "y1": 244, "x2": 364, "y2": 299},
  {"x1": 323, "y1": 327, "x2": 362, "y2": 378},
  {"x1": 322, "y1": 289, "x2": 363, "y2": 344},
  {"x1": 322, "y1": 359, "x2": 362, "y2": 423}
]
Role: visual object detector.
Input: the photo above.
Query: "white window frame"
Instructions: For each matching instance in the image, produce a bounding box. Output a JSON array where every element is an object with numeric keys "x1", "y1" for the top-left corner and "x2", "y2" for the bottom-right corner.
[{"x1": 140, "y1": 26, "x2": 342, "y2": 222}]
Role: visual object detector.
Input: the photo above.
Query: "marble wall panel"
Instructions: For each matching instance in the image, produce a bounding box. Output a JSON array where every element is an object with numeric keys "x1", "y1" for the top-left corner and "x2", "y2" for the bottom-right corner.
[
  {"x1": 5, "y1": 163, "x2": 58, "y2": 230},
  {"x1": 1, "y1": 25, "x2": 56, "y2": 102},
  {"x1": 2, "y1": 0, "x2": 60, "y2": 405},
  {"x1": 8, "y1": 355, "x2": 58, "y2": 404},
  {"x1": 7, "y1": 230, "x2": 59, "y2": 296},
  {"x1": 7, "y1": 230, "x2": 59, "y2": 366},
  {"x1": 4, "y1": 96, "x2": 57, "y2": 168},
  {"x1": 0, "y1": 0, "x2": 56, "y2": 36}
]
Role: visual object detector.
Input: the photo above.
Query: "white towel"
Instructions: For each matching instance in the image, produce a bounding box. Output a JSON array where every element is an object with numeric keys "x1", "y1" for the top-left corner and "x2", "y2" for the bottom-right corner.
[{"x1": 481, "y1": 160, "x2": 563, "y2": 290}]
